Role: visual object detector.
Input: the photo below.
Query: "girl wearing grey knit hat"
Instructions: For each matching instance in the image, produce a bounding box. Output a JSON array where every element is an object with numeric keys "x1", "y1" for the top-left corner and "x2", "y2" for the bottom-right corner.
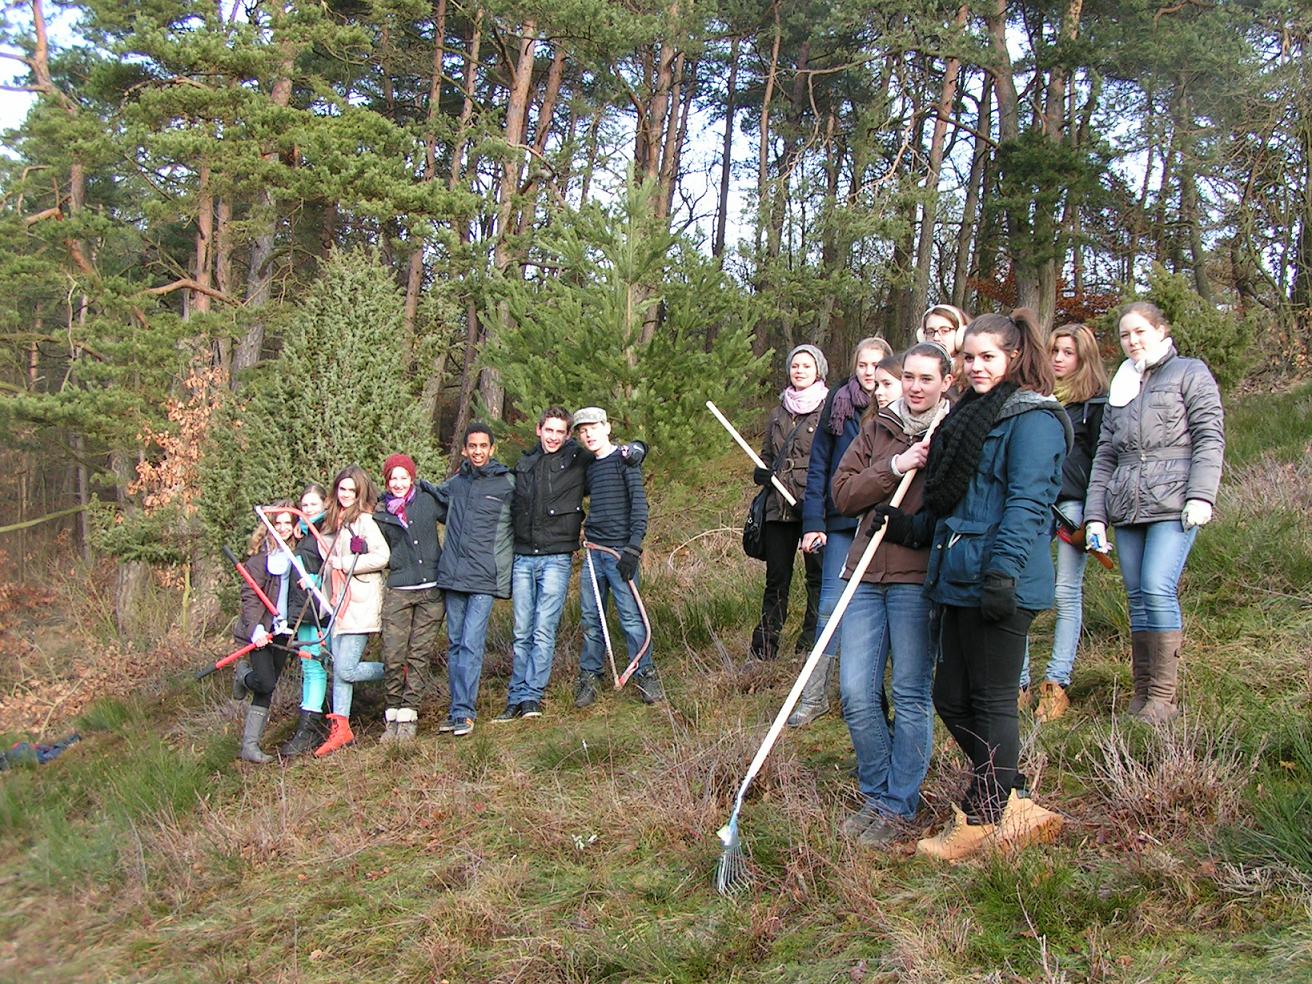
[{"x1": 749, "y1": 345, "x2": 829, "y2": 660}]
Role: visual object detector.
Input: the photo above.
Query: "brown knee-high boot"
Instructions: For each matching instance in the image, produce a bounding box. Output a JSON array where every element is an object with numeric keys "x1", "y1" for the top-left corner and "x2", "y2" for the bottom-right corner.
[
  {"x1": 1128, "y1": 631, "x2": 1152, "y2": 715},
  {"x1": 1134, "y1": 630, "x2": 1182, "y2": 724}
]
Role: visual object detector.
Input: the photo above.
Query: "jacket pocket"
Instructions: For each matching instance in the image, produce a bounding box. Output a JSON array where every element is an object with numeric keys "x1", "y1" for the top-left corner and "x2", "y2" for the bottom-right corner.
[{"x1": 940, "y1": 516, "x2": 996, "y2": 587}]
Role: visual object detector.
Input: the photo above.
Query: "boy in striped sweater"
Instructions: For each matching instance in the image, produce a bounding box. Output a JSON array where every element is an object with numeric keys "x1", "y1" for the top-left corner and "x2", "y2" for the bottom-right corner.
[{"x1": 572, "y1": 406, "x2": 663, "y2": 706}]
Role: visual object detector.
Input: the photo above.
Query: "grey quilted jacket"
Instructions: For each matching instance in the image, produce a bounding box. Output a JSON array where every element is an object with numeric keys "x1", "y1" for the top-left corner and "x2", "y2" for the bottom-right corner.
[{"x1": 1083, "y1": 346, "x2": 1224, "y2": 527}]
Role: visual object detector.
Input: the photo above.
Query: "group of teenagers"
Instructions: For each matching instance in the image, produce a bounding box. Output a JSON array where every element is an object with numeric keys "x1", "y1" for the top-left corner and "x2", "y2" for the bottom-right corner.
[
  {"x1": 750, "y1": 298, "x2": 1223, "y2": 860},
  {"x1": 229, "y1": 406, "x2": 659, "y2": 764},
  {"x1": 226, "y1": 295, "x2": 1225, "y2": 865}
]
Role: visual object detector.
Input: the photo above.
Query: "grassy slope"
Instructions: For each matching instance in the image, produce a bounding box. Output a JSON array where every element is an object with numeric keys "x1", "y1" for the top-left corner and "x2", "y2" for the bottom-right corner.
[{"x1": 2, "y1": 386, "x2": 1311, "y2": 983}]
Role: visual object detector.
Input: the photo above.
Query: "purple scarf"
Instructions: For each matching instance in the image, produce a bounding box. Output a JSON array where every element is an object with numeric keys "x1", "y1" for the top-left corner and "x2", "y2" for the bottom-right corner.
[
  {"x1": 782, "y1": 380, "x2": 829, "y2": 416},
  {"x1": 828, "y1": 377, "x2": 870, "y2": 435},
  {"x1": 384, "y1": 487, "x2": 415, "y2": 527}
]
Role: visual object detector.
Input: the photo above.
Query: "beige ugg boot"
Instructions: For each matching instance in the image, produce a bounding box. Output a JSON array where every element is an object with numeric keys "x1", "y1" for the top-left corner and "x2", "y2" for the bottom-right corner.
[
  {"x1": 379, "y1": 707, "x2": 399, "y2": 745},
  {"x1": 395, "y1": 707, "x2": 418, "y2": 741}
]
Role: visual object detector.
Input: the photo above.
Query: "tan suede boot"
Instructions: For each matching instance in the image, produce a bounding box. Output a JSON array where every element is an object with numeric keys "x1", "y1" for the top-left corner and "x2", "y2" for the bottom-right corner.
[
  {"x1": 915, "y1": 806, "x2": 995, "y2": 862},
  {"x1": 1034, "y1": 681, "x2": 1070, "y2": 723},
  {"x1": 1135, "y1": 630, "x2": 1182, "y2": 725},
  {"x1": 1128, "y1": 631, "x2": 1151, "y2": 715},
  {"x1": 993, "y1": 790, "x2": 1063, "y2": 852}
]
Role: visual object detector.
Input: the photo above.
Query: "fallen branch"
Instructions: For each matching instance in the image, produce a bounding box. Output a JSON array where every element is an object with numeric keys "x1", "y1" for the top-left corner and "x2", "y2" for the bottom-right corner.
[{"x1": 0, "y1": 503, "x2": 89, "y2": 535}]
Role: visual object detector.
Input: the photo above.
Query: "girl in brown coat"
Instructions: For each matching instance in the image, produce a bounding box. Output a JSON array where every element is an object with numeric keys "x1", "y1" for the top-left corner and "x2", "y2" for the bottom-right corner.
[
  {"x1": 829, "y1": 343, "x2": 953, "y2": 846},
  {"x1": 750, "y1": 344, "x2": 829, "y2": 659}
]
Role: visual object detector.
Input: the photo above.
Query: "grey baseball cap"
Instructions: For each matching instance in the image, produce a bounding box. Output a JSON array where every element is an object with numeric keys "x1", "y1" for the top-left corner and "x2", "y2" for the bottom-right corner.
[{"x1": 572, "y1": 406, "x2": 608, "y2": 428}]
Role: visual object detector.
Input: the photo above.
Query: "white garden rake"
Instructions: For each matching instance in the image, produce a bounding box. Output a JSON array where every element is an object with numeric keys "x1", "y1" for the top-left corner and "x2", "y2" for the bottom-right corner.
[{"x1": 715, "y1": 402, "x2": 948, "y2": 895}]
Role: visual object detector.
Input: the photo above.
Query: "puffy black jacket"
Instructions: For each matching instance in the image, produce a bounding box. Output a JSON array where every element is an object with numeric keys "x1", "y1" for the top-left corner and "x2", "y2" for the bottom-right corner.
[
  {"x1": 1058, "y1": 395, "x2": 1107, "y2": 503},
  {"x1": 512, "y1": 439, "x2": 588, "y2": 555},
  {"x1": 432, "y1": 461, "x2": 515, "y2": 598},
  {"x1": 374, "y1": 483, "x2": 445, "y2": 587}
]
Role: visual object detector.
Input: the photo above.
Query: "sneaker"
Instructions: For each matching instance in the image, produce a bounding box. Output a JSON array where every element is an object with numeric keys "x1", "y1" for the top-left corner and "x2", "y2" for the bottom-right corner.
[
  {"x1": 520, "y1": 700, "x2": 543, "y2": 719},
  {"x1": 492, "y1": 703, "x2": 523, "y2": 724},
  {"x1": 452, "y1": 718, "x2": 475, "y2": 737},
  {"x1": 857, "y1": 815, "x2": 906, "y2": 849},
  {"x1": 840, "y1": 804, "x2": 882, "y2": 840},
  {"x1": 437, "y1": 719, "x2": 458, "y2": 734},
  {"x1": 634, "y1": 671, "x2": 665, "y2": 704},
  {"x1": 787, "y1": 701, "x2": 829, "y2": 728},
  {"x1": 573, "y1": 672, "x2": 602, "y2": 708}
]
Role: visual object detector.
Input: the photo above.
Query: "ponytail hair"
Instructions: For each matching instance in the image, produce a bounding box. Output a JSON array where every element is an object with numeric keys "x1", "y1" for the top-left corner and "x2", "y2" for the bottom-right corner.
[{"x1": 964, "y1": 307, "x2": 1054, "y2": 395}]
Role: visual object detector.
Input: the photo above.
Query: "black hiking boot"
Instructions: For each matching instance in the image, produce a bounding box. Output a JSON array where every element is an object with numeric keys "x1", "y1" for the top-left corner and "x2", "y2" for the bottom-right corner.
[
  {"x1": 279, "y1": 710, "x2": 325, "y2": 758},
  {"x1": 573, "y1": 672, "x2": 603, "y2": 708}
]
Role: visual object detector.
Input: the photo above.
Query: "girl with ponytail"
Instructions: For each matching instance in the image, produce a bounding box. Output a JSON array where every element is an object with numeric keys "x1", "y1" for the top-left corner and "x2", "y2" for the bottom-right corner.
[{"x1": 876, "y1": 308, "x2": 1071, "y2": 860}]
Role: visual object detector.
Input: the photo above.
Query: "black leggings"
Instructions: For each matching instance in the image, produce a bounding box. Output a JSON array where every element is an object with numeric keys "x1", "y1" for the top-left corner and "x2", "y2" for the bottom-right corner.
[
  {"x1": 246, "y1": 634, "x2": 291, "y2": 709},
  {"x1": 934, "y1": 605, "x2": 1034, "y2": 823},
  {"x1": 755, "y1": 520, "x2": 821, "y2": 655}
]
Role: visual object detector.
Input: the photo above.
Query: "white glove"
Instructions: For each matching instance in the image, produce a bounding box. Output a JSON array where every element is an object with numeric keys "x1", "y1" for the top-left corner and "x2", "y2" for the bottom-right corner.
[
  {"x1": 251, "y1": 624, "x2": 270, "y2": 647},
  {"x1": 1085, "y1": 522, "x2": 1111, "y2": 554},
  {"x1": 1182, "y1": 499, "x2": 1213, "y2": 530},
  {"x1": 271, "y1": 618, "x2": 289, "y2": 637}
]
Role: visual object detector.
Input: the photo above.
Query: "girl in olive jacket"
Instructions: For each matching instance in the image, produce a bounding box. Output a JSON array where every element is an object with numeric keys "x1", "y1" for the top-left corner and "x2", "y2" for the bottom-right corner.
[{"x1": 750, "y1": 344, "x2": 829, "y2": 660}]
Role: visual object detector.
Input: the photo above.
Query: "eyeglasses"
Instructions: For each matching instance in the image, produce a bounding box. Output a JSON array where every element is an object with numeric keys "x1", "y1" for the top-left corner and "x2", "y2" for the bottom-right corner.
[{"x1": 923, "y1": 324, "x2": 956, "y2": 338}]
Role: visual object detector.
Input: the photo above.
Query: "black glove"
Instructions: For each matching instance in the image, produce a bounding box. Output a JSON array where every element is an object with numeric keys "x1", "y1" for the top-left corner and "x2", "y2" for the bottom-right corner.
[
  {"x1": 753, "y1": 466, "x2": 772, "y2": 486},
  {"x1": 980, "y1": 572, "x2": 1016, "y2": 622},
  {"x1": 619, "y1": 441, "x2": 647, "y2": 467},
  {"x1": 617, "y1": 547, "x2": 641, "y2": 581},
  {"x1": 872, "y1": 505, "x2": 935, "y2": 549}
]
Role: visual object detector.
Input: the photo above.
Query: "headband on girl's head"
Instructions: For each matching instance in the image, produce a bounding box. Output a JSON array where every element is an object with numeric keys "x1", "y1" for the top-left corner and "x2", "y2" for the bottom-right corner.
[{"x1": 916, "y1": 305, "x2": 968, "y2": 351}]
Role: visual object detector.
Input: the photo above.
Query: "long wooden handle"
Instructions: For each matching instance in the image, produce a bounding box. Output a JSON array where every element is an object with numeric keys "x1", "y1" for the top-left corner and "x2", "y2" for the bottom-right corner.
[
  {"x1": 706, "y1": 400, "x2": 798, "y2": 508},
  {"x1": 728, "y1": 402, "x2": 949, "y2": 815}
]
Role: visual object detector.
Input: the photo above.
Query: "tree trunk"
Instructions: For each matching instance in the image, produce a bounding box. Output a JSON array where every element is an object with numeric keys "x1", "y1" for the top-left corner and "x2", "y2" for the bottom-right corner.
[
  {"x1": 713, "y1": 36, "x2": 740, "y2": 263},
  {"x1": 952, "y1": 75, "x2": 991, "y2": 309},
  {"x1": 912, "y1": 4, "x2": 970, "y2": 319},
  {"x1": 986, "y1": 0, "x2": 1038, "y2": 312},
  {"x1": 754, "y1": 3, "x2": 782, "y2": 267},
  {"x1": 483, "y1": 19, "x2": 539, "y2": 420},
  {"x1": 403, "y1": 0, "x2": 448, "y2": 340}
]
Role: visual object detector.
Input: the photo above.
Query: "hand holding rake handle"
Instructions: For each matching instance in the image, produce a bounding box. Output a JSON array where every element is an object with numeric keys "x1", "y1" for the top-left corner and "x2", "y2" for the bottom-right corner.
[
  {"x1": 715, "y1": 402, "x2": 949, "y2": 895},
  {"x1": 706, "y1": 401, "x2": 797, "y2": 508}
]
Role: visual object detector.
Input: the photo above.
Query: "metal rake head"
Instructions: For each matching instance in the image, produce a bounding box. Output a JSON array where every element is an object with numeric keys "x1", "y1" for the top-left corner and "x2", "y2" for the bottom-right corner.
[{"x1": 714, "y1": 820, "x2": 750, "y2": 896}]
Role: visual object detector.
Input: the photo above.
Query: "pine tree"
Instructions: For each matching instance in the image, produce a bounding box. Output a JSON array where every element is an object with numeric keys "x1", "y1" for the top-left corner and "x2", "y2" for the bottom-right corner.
[
  {"x1": 199, "y1": 248, "x2": 442, "y2": 544},
  {"x1": 490, "y1": 180, "x2": 769, "y2": 471}
]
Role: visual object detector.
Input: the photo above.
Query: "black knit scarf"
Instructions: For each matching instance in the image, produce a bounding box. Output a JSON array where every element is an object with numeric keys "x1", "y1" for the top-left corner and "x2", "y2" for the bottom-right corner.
[{"x1": 923, "y1": 382, "x2": 1019, "y2": 516}]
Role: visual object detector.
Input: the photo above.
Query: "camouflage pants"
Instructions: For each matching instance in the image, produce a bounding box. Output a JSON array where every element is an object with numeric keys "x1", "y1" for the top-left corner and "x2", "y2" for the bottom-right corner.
[{"x1": 380, "y1": 586, "x2": 446, "y2": 710}]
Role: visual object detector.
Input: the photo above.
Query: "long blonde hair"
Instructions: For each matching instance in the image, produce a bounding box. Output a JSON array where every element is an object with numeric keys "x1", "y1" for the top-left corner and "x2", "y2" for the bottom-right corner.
[{"x1": 1050, "y1": 323, "x2": 1109, "y2": 404}]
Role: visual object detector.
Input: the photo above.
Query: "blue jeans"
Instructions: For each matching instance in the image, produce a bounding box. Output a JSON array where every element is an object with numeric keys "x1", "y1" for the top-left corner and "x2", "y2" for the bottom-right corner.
[
  {"x1": 446, "y1": 590, "x2": 495, "y2": 721},
  {"x1": 839, "y1": 582, "x2": 934, "y2": 819},
  {"x1": 797, "y1": 528, "x2": 851, "y2": 703},
  {"x1": 579, "y1": 549, "x2": 652, "y2": 678},
  {"x1": 331, "y1": 632, "x2": 383, "y2": 718},
  {"x1": 1114, "y1": 521, "x2": 1197, "y2": 632},
  {"x1": 1021, "y1": 500, "x2": 1088, "y2": 688},
  {"x1": 509, "y1": 554, "x2": 572, "y2": 703}
]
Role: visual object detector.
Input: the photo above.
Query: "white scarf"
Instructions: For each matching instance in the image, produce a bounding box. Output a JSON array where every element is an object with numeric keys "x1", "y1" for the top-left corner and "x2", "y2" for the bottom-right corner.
[{"x1": 1108, "y1": 338, "x2": 1174, "y2": 407}]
